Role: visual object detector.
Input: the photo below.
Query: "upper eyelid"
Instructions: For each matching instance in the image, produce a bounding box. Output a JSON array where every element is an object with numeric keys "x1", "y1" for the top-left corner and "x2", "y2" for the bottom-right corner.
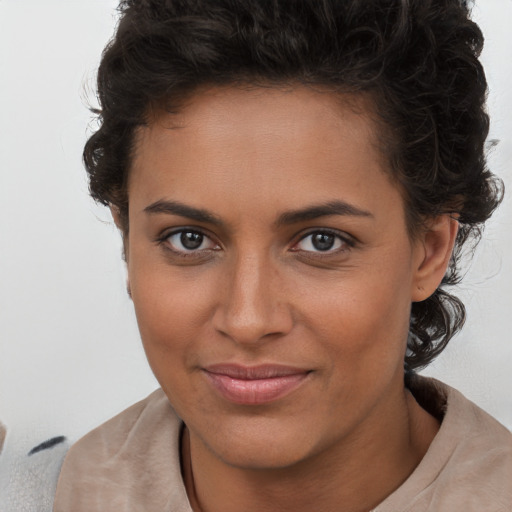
[
  {"x1": 158, "y1": 226, "x2": 217, "y2": 243},
  {"x1": 294, "y1": 228, "x2": 355, "y2": 245},
  {"x1": 156, "y1": 226, "x2": 355, "y2": 250},
  {"x1": 158, "y1": 229, "x2": 220, "y2": 260}
]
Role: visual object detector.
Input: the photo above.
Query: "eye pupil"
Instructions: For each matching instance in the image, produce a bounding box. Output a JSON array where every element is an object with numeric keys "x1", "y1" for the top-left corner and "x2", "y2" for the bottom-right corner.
[
  {"x1": 312, "y1": 233, "x2": 335, "y2": 251},
  {"x1": 180, "y1": 231, "x2": 203, "y2": 250}
]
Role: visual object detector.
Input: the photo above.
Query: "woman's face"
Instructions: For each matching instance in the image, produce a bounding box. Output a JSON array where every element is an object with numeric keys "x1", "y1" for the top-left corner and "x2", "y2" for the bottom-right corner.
[{"x1": 125, "y1": 87, "x2": 437, "y2": 469}]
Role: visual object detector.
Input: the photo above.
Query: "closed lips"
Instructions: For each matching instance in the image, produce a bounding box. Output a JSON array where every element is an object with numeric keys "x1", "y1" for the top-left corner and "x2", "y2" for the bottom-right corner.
[{"x1": 203, "y1": 364, "x2": 311, "y2": 405}]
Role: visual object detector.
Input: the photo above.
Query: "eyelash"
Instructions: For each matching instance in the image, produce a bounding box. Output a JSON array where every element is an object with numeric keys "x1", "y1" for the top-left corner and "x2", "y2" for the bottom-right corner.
[
  {"x1": 156, "y1": 228, "x2": 355, "y2": 259},
  {"x1": 291, "y1": 229, "x2": 355, "y2": 256},
  {"x1": 156, "y1": 228, "x2": 220, "y2": 259}
]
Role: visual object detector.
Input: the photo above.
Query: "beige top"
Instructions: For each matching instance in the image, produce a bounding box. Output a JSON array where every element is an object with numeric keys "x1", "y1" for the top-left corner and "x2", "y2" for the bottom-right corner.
[{"x1": 53, "y1": 377, "x2": 512, "y2": 511}]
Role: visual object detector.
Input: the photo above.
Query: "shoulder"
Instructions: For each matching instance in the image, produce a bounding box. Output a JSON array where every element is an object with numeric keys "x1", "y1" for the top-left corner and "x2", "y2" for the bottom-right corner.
[
  {"x1": 438, "y1": 380, "x2": 511, "y2": 508},
  {"x1": 0, "y1": 421, "x2": 69, "y2": 512},
  {"x1": 375, "y1": 376, "x2": 512, "y2": 512},
  {"x1": 61, "y1": 388, "x2": 176, "y2": 462},
  {"x1": 432, "y1": 379, "x2": 511, "y2": 509},
  {"x1": 409, "y1": 374, "x2": 511, "y2": 444},
  {"x1": 54, "y1": 389, "x2": 190, "y2": 512}
]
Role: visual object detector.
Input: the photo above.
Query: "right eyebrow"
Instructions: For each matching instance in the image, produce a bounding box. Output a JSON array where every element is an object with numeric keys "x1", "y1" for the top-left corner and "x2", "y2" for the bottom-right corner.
[{"x1": 144, "y1": 199, "x2": 224, "y2": 227}]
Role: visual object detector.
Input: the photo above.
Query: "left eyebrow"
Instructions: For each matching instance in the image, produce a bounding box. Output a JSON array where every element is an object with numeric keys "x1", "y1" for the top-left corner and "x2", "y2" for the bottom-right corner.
[{"x1": 275, "y1": 200, "x2": 373, "y2": 226}]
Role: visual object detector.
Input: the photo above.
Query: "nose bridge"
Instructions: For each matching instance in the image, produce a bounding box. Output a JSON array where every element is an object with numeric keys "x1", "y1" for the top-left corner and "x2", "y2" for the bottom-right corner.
[{"x1": 214, "y1": 248, "x2": 291, "y2": 343}]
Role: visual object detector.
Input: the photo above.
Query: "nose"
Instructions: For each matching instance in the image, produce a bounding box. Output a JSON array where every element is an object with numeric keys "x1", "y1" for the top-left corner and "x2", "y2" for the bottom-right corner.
[{"x1": 212, "y1": 252, "x2": 293, "y2": 345}]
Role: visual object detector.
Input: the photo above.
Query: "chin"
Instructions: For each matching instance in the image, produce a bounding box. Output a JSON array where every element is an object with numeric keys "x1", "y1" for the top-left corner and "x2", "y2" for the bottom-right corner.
[{"x1": 194, "y1": 415, "x2": 325, "y2": 471}]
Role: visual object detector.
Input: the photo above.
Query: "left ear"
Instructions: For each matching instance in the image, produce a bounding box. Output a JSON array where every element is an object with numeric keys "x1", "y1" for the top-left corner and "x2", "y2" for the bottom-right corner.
[{"x1": 411, "y1": 215, "x2": 459, "y2": 302}]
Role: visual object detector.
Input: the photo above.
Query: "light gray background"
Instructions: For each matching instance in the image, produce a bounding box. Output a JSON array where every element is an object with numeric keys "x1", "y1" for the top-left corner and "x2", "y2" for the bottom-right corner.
[{"x1": 1, "y1": 0, "x2": 511, "y2": 448}]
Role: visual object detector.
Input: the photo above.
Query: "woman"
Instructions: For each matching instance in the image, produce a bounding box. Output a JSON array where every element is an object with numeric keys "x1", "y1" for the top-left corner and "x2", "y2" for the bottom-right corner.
[{"x1": 53, "y1": 0, "x2": 511, "y2": 510}]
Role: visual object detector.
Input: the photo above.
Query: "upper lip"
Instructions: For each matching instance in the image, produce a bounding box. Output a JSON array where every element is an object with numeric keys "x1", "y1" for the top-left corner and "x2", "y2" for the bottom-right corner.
[{"x1": 203, "y1": 364, "x2": 310, "y2": 380}]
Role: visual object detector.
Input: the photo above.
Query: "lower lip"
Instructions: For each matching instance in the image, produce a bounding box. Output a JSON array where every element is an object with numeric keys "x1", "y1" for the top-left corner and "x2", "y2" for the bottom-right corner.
[{"x1": 203, "y1": 371, "x2": 310, "y2": 405}]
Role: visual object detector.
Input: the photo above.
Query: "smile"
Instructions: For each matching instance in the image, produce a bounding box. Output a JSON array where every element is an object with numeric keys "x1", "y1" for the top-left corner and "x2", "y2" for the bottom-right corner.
[{"x1": 202, "y1": 364, "x2": 311, "y2": 405}]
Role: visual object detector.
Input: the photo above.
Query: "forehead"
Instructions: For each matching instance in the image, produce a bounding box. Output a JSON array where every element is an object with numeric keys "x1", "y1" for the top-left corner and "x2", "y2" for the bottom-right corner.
[
  {"x1": 136, "y1": 86, "x2": 383, "y2": 159},
  {"x1": 128, "y1": 86, "x2": 402, "y2": 227},
  {"x1": 132, "y1": 86, "x2": 386, "y2": 173},
  {"x1": 148, "y1": 85, "x2": 377, "y2": 131}
]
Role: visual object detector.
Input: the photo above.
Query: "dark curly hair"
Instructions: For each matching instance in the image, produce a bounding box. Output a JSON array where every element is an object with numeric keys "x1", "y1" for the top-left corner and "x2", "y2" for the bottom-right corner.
[{"x1": 84, "y1": 0, "x2": 503, "y2": 371}]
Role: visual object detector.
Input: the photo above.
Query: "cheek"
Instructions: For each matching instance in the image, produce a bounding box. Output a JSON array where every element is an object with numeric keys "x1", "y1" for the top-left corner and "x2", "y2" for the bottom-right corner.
[
  {"x1": 128, "y1": 257, "x2": 214, "y2": 369},
  {"x1": 297, "y1": 255, "x2": 413, "y2": 371}
]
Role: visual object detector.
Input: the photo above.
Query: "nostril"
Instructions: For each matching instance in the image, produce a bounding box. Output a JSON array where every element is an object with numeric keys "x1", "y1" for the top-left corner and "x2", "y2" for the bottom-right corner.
[{"x1": 212, "y1": 298, "x2": 293, "y2": 345}]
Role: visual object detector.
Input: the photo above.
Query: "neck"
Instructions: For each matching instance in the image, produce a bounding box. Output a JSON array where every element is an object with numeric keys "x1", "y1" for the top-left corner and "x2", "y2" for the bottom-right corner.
[{"x1": 182, "y1": 382, "x2": 439, "y2": 512}]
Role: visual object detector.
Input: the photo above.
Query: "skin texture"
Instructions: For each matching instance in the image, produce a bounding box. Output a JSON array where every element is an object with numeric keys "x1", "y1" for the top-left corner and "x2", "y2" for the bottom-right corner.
[{"x1": 120, "y1": 86, "x2": 458, "y2": 512}]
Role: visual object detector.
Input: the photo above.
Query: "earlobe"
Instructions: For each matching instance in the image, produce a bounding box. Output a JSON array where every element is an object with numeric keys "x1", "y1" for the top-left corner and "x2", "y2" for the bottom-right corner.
[{"x1": 412, "y1": 215, "x2": 459, "y2": 302}]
